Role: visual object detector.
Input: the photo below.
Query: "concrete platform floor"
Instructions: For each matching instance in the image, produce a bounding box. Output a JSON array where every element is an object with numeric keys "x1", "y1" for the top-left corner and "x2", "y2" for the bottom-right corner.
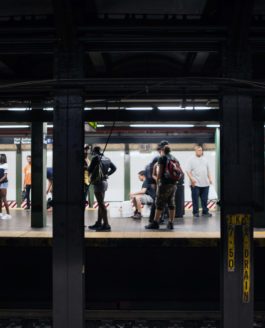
[{"x1": 0, "y1": 209, "x2": 264, "y2": 239}]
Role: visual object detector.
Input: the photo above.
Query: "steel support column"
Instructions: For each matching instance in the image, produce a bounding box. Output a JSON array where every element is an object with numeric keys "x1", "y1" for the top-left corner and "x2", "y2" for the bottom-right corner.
[
  {"x1": 221, "y1": 95, "x2": 254, "y2": 328},
  {"x1": 253, "y1": 98, "x2": 265, "y2": 228},
  {"x1": 53, "y1": 88, "x2": 84, "y2": 328},
  {"x1": 15, "y1": 144, "x2": 22, "y2": 208},
  {"x1": 31, "y1": 121, "x2": 47, "y2": 228},
  {"x1": 124, "y1": 144, "x2": 130, "y2": 201}
]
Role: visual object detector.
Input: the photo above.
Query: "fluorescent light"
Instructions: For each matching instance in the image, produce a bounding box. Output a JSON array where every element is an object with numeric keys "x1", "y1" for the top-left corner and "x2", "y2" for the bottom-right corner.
[
  {"x1": 126, "y1": 107, "x2": 153, "y2": 111},
  {"x1": 8, "y1": 108, "x2": 30, "y2": 111},
  {"x1": 84, "y1": 107, "x2": 92, "y2": 111},
  {"x1": 158, "y1": 106, "x2": 182, "y2": 110},
  {"x1": 47, "y1": 124, "x2": 53, "y2": 128},
  {"x1": 43, "y1": 107, "x2": 54, "y2": 111},
  {"x1": 206, "y1": 124, "x2": 220, "y2": 128},
  {"x1": 97, "y1": 124, "x2": 105, "y2": 127},
  {"x1": 194, "y1": 106, "x2": 212, "y2": 110},
  {"x1": 130, "y1": 124, "x2": 194, "y2": 128},
  {"x1": 0, "y1": 125, "x2": 30, "y2": 128}
]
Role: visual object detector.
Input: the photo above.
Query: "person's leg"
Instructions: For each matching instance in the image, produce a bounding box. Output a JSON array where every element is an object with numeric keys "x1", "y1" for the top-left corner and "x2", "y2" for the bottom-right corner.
[
  {"x1": 1, "y1": 189, "x2": 9, "y2": 215},
  {"x1": 191, "y1": 186, "x2": 199, "y2": 216},
  {"x1": 200, "y1": 186, "x2": 210, "y2": 215},
  {"x1": 95, "y1": 191, "x2": 108, "y2": 226},
  {"x1": 149, "y1": 202, "x2": 156, "y2": 222},
  {"x1": 25, "y1": 184, "x2": 31, "y2": 209}
]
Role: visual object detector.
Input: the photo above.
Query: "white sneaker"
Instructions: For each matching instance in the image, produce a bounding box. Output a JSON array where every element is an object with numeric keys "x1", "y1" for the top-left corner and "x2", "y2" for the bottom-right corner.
[{"x1": 2, "y1": 214, "x2": 11, "y2": 220}]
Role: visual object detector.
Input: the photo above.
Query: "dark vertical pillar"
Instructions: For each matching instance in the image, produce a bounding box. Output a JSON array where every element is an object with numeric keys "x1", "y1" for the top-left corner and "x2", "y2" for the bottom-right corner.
[
  {"x1": 53, "y1": 51, "x2": 84, "y2": 328},
  {"x1": 124, "y1": 144, "x2": 130, "y2": 201},
  {"x1": 16, "y1": 144, "x2": 22, "y2": 208},
  {"x1": 253, "y1": 98, "x2": 265, "y2": 228},
  {"x1": 221, "y1": 95, "x2": 254, "y2": 328},
  {"x1": 31, "y1": 121, "x2": 47, "y2": 227}
]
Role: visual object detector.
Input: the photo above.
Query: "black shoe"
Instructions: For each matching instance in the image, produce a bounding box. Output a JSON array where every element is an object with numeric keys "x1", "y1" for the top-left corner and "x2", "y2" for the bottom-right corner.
[
  {"x1": 202, "y1": 213, "x2": 212, "y2": 217},
  {"x1": 145, "y1": 221, "x2": 159, "y2": 230},
  {"x1": 167, "y1": 221, "x2": 174, "y2": 230},
  {"x1": 96, "y1": 224, "x2": 111, "y2": 232},
  {"x1": 88, "y1": 222, "x2": 102, "y2": 230},
  {"x1": 193, "y1": 213, "x2": 199, "y2": 218},
  {"x1": 24, "y1": 207, "x2": 30, "y2": 210}
]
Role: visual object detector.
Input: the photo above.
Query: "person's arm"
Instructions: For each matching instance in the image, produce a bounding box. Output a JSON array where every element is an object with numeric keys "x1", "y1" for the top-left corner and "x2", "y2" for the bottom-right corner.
[
  {"x1": 107, "y1": 162, "x2": 117, "y2": 176},
  {"x1": 207, "y1": 163, "x2": 213, "y2": 184},
  {"x1": 130, "y1": 187, "x2": 147, "y2": 198},
  {"x1": 186, "y1": 171, "x2": 196, "y2": 187},
  {"x1": 0, "y1": 173, "x2": 7, "y2": 183}
]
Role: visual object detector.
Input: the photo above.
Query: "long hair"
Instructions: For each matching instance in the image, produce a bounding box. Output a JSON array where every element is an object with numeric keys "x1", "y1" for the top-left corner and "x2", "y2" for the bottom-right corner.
[{"x1": 0, "y1": 154, "x2": 7, "y2": 164}]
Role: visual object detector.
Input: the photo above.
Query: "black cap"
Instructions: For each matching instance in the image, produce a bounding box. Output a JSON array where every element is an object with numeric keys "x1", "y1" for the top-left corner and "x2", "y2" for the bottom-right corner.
[{"x1": 157, "y1": 140, "x2": 169, "y2": 149}]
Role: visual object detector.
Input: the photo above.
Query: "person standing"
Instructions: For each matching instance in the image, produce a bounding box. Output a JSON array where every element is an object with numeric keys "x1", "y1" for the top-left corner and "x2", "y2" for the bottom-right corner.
[
  {"x1": 0, "y1": 154, "x2": 11, "y2": 219},
  {"x1": 23, "y1": 155, "x2": 32, "y2": 210},
  {"x1": 88, "y1": 146, "x2": 117, "y2": 231},
  {"x1": 186, "y1": 144, "x2": 213, "y2": 218},
  {"x1": 145, "y1": 145, "x2": 177, "y2": 230}
]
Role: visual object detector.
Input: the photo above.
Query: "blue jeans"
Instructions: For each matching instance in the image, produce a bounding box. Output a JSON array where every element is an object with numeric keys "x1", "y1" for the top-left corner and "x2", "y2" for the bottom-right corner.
[{"x1": 191, "y1": 186, "x2": 209, "y2": 215}]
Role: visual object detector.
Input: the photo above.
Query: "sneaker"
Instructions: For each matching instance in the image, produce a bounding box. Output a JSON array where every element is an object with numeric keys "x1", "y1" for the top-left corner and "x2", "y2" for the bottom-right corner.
[
  {"x1": 88, "y1": 222, "x2": 102, "y2": 230},
  {"x1": 167, "y1": 221, "x2": 174, "y2": 230},
  {"x1": 193, "y1": 213, "x2": 199, "y2": 218},
  {"x1": 202, "y1": 213, "x2": 212, "y2": 217},
  {"x1": 130, "y1": 211, "x2": 138, "y2": 218},
  {"x1": 145, "y1": 221, "x2": 159, "y2": 230},
  {"x1": 2, "y1": 214, "x2": 11, "y2": 220},
  {"x1": 96, "y1": 224, "x2": 111, "y2": 232},
  {"x1": 132, "y1": 213, "x2": 142, "y2": 220}
]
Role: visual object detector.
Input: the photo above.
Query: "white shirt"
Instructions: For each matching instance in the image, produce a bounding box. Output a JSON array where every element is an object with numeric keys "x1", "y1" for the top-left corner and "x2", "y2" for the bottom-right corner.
[{"x1": 186, "y1": 155, "x2": 210, "y2": 187}]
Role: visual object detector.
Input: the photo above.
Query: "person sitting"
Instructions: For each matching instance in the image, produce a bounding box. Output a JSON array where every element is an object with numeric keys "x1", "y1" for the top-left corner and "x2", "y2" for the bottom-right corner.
[{"x1": 130, "y1": 170, "x2": 155, "y2": 220}]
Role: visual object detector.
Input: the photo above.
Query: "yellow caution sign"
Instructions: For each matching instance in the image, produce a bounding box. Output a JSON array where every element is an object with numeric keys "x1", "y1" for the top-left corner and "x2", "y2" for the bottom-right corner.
[
  {"x1": 227, "y1": 223, "x2": 235, "y2": 272},
  {"x1": 226, "y1": 214, "x2": 251, "y2": 303},
  {"x1": 242, "y1": 217, "x2": 251, "y2": 303}
]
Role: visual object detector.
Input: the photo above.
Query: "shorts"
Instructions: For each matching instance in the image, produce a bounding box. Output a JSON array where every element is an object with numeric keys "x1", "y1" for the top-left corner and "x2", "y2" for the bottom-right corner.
[
  {"x1": 156, "y1": 184, "x2": 176, "y2": 210},
  {"x1": 0, "y1": 182, "x2": 8, "y2": 189},
  {"x1": 140, "y1": 194, "x2": 153, "y2": 205}
]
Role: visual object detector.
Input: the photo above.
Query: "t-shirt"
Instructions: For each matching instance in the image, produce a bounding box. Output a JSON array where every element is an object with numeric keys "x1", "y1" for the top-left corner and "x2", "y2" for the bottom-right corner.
[
  {"x1": 0, "y1": 163, "x2": 8, "y2": 183},
  {"x1": 142, "y1": 179, "x2": 156, "y2": 199},
  {"x1": 186, "y1": 155, "x2": 210, "y2": 187},
  {"x1": 23, "y1": 163, "x2": 32, "y2": 185},
  {"x1": 158, "y1": 154, "x2": 177, "y2": 185}
]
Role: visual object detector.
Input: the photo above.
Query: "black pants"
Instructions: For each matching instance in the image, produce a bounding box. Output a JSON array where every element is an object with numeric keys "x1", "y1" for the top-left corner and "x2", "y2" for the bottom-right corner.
[
  {"x1": 94, "y1": 191, "x2": 108, "y2": 225},
  {"x1": 25, "y1": 184, "x2": 31, "y2": 208}
]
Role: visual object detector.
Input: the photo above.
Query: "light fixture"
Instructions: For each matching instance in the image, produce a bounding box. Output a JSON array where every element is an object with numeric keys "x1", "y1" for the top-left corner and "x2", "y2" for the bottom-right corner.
[
  {"x1": 47, "y1": 124, "x2": 53, "y2": 128},
  {"x1": 130, "y1": 124, "x2": 194, "y2": 128},
  {"x1": 0, "y1": 125, "x2": 30, "y2": 128},
  {"x1": 7, "y1": 108, "x2": 31, "y2": 111},
  {"x1": 125, "y1": 107, "x2": 153, "y2": 110},
  {"x1": 97, "y1": 124, "x2": 105, "y2": 127},
  {"x1": 158, "y1": 106, "x2": 182, "y2": 110},
  {"x1": 206, "y1": 124, "x2": 220, "y2": 128},
  {"x1": 43, "y1": 107, "x2": 54, "y2": 111},
  {"x1": 84, "y1": 107, "x2": 92, "y2": 111}
]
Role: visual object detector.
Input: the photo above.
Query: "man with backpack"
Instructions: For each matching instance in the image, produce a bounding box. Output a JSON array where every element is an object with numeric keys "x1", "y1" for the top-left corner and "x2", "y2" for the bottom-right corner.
[
  {"x1": 145, "y1": 144, "x2": 183, "y2": 230},
  {"x1": 88, "y1": 146, "x2": 117, "y2": 231}
]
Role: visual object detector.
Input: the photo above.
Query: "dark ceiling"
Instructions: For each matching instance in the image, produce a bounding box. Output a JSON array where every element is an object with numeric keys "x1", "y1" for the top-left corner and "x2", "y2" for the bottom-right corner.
[{"x1": 0, "y1": 0, "x2": 264, "y2": 105}]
